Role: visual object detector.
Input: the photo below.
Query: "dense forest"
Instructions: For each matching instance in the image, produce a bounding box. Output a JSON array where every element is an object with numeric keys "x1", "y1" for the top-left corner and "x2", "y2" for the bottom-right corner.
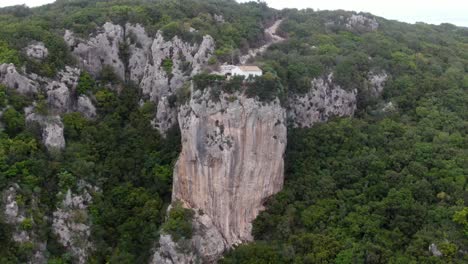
[{"x1": 0, "y1": 0, "x2": 467, "y2": 263}]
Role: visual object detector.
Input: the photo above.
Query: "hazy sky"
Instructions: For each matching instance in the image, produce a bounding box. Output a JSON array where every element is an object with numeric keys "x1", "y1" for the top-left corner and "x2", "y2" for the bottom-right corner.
[{"x1": 1, "y1": 0, "x2": 467, "y2": 27}]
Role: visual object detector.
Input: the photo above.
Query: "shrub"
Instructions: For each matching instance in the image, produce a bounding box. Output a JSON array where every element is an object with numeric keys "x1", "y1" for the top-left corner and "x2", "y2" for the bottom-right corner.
[
  {"x1": 192, "y1": 73, "x2": 226, "y2": 90},
  {"x1": 160, "y1": 202, "x2": 194, "y2": 241},
  {"x1": 76, "y1": 71, "x2": 96, "y2": 95}
]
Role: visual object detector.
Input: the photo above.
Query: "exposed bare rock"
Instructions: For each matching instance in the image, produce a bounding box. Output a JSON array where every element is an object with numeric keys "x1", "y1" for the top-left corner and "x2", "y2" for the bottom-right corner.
[
  {"x1": 213, "y1": 14, "x2": 225, "y2": 24},
  {"x1": 153, "y1": 96, "x2": 178, "y2": 133},
  {"x1": 346, "y1": 14, "x2": 379, "y2": 32},
  {"x1": 47, "y1": 81, "x2": 71, "y2": 112},
  {"x1": 64, "y1": 30, "x2": 76, "y2": 47},
  {"x1": 368, "y1": 71, "x2": 388, "y2": 97},
  {"x1": 429, "y1": 243, "x2": 443, "y2": 257},
  {"x1": 126, "y1": 23, "x2": 153, "y2": 82},
  {"x1": 26, "y1": 113, "x2": 66, "y2": 150},
  {"x1": 154, "y1": 88, "x2": 286, "y2": 262},
  {"x1": 66, "y1": 23, "x2": 215, "y2": 135},
  {"x1": 152, "y1": 210, "x2": 227, "y2": 264},
  {"x1": 58, "y1": 66, "x2": 81, "y2": 89},
  {"x1": 25, "y1": 42, "x2": 49, "y2": 60},
  {"x1": 2, "y1": 185, "x2": 47, "y2": 264},
  {"x1": 76, "y1": 95, "x2": 97, "y2": 119},
  {"x1": 52, "y1": 182, "x2": 96, "y2": 264},
  {"x1": 288, "y1": 74, "x2": 357, "y2": 128},
  {"x1": 0, "y1": 63, "x2": 38, "y2": 94},
  {"x1": 71, "y1": 22, "x2": 126, "y2": 79}
]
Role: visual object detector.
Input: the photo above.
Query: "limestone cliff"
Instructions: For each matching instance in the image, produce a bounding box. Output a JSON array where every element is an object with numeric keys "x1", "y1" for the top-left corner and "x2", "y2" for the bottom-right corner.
[
  {"x1": 65, "y1": 22, "x2": 215, "y2": 134},
  {"x1": 287, "y1": 74, "x2": 357, "y2": 128},
  {"x1": 2, "y1": 184, "x2": 47, "y2": 264},
  {"x1": 0, "y1": 63, "x2": 95, "y2": 150},
  {"x1": 153, "y1": 87, "x2": 287, "y2": 262},
  {"x1": 52, "y1": 182, "x2": 96, "y2": 264},
  {"x1": 288, "y1": 72, "x2": 388, "y2": 128}
]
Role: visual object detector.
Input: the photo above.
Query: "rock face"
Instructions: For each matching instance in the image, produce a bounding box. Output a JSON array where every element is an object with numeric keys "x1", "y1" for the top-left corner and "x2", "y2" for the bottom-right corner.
[
  {"x1": 0, "y1": 63, "x2": 96, "y2": 150},
  {"x1": 288, "y1": 74, "x2": 357, "y2": 128},
  {"x1": 25, "y1": 42, "x2": 49, "y2": 60},
  {"x1": 52, "y1": 183, "x2": 96, "y2": 264},
  {"x1": 154, "y1": 88, "x2": 287, "y2": 262},
  {"x1": 69, "y1": 23, "x2": 126, "y2": 79},
  {"x1": 152, "y1": 211, "x2": 227, "y2": 264},
  {"x1": 325, "y1": 13, "x2": 379, "y2": 33},
  {"x1": 0, "y1": 63, "x2": 38, "y2": 94},
  {"x1": 66, "y1": 22, "x2": 215, "y2": 134},
  {"x1": 26, "y1": 111, "x2": 66, "y2": 151},
  {"x1": 367, "y1": 71, "x2": 388, "y2": 97},
  {"x1": 2, "y1": 184, "x2": 47, "y2": 264},
  {"x1": 429, "y1": 243, "x2": 443, "y2": 257},
  {"x1": 346, "y1": 14, "x2": 379, "y2": 32}
]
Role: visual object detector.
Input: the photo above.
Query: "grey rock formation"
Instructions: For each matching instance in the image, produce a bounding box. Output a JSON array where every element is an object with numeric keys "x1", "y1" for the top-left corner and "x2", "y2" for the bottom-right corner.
[
  {"x1": 47, "y1": 81, "x2": 71, "y2": 112},
  {"x1": 346, "y1": 14, "x2": 379, "y2": 32},
  {"x1": 154, "y1": 88, "x2": 287, "y2": 262},
  {"x1": 25, "y1": 42, "x2": 49, "y2": 60},
  {"x1": 154, "y1": 96, "x2": 178, "y2": 133},
  {"x1": 26, "y1": 113, "x2": 66, "y2": 150},
  {"x1": 213, "y1": 14, "x2": 225, "y2": 24},
  {"x1": 0, "y1": 63, "x2": 38, "y2": 94},
  {"x1": 152, "y1": 210, "x2": 227, "y2": 264},
  {"x1": 76, "y1": 95, "x2": 97, "y2": 119},
  {"x1": 71, "y1": 22, "x2": 126, "y2": 79},
  {"x1": 0, "y1": 63, "x2": 96, "y2": 150},
  {"x1": 367, "y1": 71, "x2": 388, "y2": 97},
  {"x1": 66, "y1": 22, "x2": 215, "y2": 134},
  {"x1": 429, "y1": 243, "x2": 443, "y2": 257},
  {"x1": 52, "y1": 182, "x2": 96, "y2": 264},
  {"x1": 288, "y1": 74, "x2": 357, "y2": 128},
  {"x1": 2, "y1": 184, "x2": 47, "y2": 264}
]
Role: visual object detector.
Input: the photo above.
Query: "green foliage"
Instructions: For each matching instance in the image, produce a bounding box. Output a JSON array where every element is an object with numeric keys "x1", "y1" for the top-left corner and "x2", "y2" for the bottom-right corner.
[
  {"x1": 2, "y1": 108, "x2": 25, "y2": 136},
  {"x1": 160, "y1": 202, "x2": 194, "y2": 241},
  {"x1": 0, "y1": 41, "x2": 20, "y2": 65},
  {"x1": 245, "y1": 72, "x2": 284, "y2": 102},
  {"x1": 76, "y1": 71, "x2": 95, "y2": 95},
  {"x1": 0, "y1": 1, "x2": 467, "y2": 263},
  {"x1": 161, "y1": 58, "x2": 173, "y2": 75}
]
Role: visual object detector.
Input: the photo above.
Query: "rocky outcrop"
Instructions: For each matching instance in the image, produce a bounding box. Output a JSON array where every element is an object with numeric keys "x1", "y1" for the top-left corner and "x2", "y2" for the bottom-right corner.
[
  {"x1": 288, "y1": 74, "x2": 357, "y2": 128},
  {"x1": 76, "y1": 95, "x2": 97, "y2": 119},
  {"x1": 26, "y1": 112, "x2": 66, "y2": 150},
  {"x1": 346, "y1": 14, "x2": 379, "y2": 32},
  {"x1": 2, "y1": 184, "x2": 47, "y2": 264},
  {"x1": 68, "y1": 23, "x2": 126, "y2": 79},
  {"x1": 367, "y1": 71, "x2": 388, "y2": 97},
  {"x1": 0, "y1": 64, "x2": 38, "y2": 94},
  {"x1": 52, "y1": 182, "x2": 96, "y2": 264},
  {"x1": 66, "y1": 22, "x2": 215, "y2": 134},
  {"x1": 154, "y1": 88, "x2": 287, "y2": 262},
  {"x1": 0, "y1": 63, "x2": 96, "y2": 150},
  {"x1": 429, "y1": 243, "x2": 443, "y2": 257},
  {"x1": 325, "y1": 13, "x2": 379, "y2": 33},
  {"x1": 287, "y1": 71, "x2": 388, "y2": 128},
  {"x1": 25, "y1": 42, "x2": 49, "y2": 60},
  {"x1": 152, "y1": 211, "x2": 227, "y2": 264}
]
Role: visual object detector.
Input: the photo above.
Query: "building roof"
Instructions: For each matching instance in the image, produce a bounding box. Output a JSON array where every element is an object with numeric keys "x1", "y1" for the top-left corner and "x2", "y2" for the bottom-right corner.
[{"x1": 238, "y1": 65, "x2": 262, "y2": 72}]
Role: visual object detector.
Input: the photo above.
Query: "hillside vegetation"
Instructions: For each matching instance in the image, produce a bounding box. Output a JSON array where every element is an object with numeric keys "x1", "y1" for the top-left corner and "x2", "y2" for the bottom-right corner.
[{"x1": 0, "y1": 0, "x2": 466, "y2": 263}]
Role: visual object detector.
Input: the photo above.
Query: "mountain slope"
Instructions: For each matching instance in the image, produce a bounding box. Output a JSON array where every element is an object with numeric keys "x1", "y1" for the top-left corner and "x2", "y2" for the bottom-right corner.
[{"x1": 0, "y1": 0, "x2": 466, "y2": 263}]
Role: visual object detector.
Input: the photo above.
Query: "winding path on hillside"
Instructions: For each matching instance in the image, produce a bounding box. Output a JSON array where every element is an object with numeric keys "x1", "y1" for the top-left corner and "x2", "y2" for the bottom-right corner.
[{"x1": 239, "y1": 19, "x2": 285, "y2": 64}]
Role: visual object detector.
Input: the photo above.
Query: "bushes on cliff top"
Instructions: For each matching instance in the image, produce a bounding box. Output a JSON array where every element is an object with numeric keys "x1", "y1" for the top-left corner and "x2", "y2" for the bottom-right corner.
[
  {"x1": 160, "y1": 202, "x2": 194, "y2": 241},
  {"x1": 192, "y1": 73, "x2": 284, "y2": 102}
]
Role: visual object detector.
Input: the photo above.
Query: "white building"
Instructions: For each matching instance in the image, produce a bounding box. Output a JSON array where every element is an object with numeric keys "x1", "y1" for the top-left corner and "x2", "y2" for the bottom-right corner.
[{"x1": 231, "y1": 65, "x2": 263, "y2": 78}]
